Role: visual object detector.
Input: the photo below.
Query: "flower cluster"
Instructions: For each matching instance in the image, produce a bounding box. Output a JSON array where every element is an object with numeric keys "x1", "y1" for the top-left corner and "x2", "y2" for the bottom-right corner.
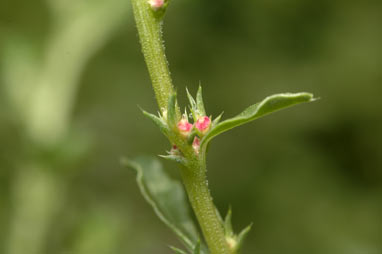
[
  {"x1": 177, "y1": 115, "x2": 211, "y2": 154},
  {"x1": 142, "y1": 87, "x2": 218, "y2": 158}
]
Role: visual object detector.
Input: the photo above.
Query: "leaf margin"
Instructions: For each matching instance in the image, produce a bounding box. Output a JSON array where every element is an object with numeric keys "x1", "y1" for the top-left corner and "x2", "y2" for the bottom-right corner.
[{"x1": 201, "y1": 92, "x2": 315, "y2": 148}]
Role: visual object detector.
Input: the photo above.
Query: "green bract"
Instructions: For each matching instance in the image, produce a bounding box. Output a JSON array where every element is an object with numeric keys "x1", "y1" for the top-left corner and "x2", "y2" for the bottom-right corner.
[{"x1": 222, "y1": 208, "x2": 252, "y2": 253}]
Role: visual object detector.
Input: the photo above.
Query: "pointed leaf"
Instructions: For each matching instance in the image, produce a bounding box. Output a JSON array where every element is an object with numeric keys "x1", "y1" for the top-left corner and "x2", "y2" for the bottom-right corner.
[
  {"x1": 196, "y1": 85, "x2": 206, "y2": 117},
  {"x1": 214, "y1": 207, "x2": 224, "y2": 226},
  {"x1": 159, "y1": 154, "x2": 188, "y2": 166},
  {"x1": 184, "y1": 107, "x2": 189, "y2": 121},
  {"x1": 201, "y1": 92, "x2": 314, "y2": 147},
  {"x1": 224, "y1": 207, "x2": 233, "y2": 237},
  {"x1": 122, "y1": 156, "x2": 208, "y2": 253},
  {"x1": 193, "y1": 240, "x2": 201, "y2": 254},
  {"x1": 235, "y1": 223, "x2": 253, "y2": 252},
  {"x1": 168, "y1": 93, "x2": 178, "y2": 128},
  {"x1": 186, "y1": 88, "x2": 197, "y2": 109},
  {"x1": 212, "y1": 112, "x2": 224, "y2": 126},
  {"x1": 170, "y1": 246, "x2": 188, "y2": 254},
  {"x1": 141, "y1": 109, "x2": 169, "y2": 137},
  {"x1": 186, "y1": 88, "x2": 197, "y2": 121}
]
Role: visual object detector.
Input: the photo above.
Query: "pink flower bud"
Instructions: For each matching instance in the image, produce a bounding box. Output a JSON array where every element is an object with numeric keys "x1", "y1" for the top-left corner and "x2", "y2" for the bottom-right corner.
[
  {"x1": 148, "y1": 0, "x2": 164, "y2": 10},
  {"x1": 192, "y1": 137, "x2": 200, "y2": 154},
  {"x1": 195, "y1": 116, "x2": 211, "y2": 133},
  {"x1": 177, "y1": 118, "x2": 193, "y2": 136}
]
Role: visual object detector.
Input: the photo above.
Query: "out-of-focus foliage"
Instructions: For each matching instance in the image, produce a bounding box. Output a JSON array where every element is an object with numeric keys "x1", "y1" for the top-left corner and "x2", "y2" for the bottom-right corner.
[{"x1": 0, "y1": 0, "x2": 380, "y2": 253}]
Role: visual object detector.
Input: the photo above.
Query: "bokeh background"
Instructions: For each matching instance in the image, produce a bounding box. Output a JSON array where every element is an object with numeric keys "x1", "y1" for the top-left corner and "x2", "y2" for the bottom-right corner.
[{"x1": 0, "y1": 0, "x2": 381, "y2": 253}]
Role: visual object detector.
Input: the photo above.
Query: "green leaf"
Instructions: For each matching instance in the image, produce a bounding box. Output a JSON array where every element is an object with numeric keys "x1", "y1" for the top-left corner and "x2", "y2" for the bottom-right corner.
[
  {"x1": 186, "y1": 88, "x2": 198, "y2": 122},
  {"x1": 201, "y1": 92, "x2": 314, "y2": 148},
  {"x1": 141, "y1": 109, "x2": 169, "y2": 137},
  {"x1": 221, "y1": 207, "x2": 252, "y2": 253},
  {"x1": 224, "y1": 207, "x2": 233, "y2": 237},
  {"x1": 122, "y1": 156, "x2": 207, "y2": 253},
  {"x1": 184, "y1": 107, "x2": 189, "y2": 121},
  {"x1": 170, "y1": 240, "x2": 202, "y2": 254},
  {"x1": 187, "y1": 86, "x2": 206, "y2": 121},
  {"x1": 235, "y1": 223, "x2": 252, "y2": 251},
  {"x1": 170, "y1": 246, "x2": 188, "y2": 254},
  {"x1": 212, "y1": 112, "x2": 224, "y2": 126},
  {"x1": 159, "y1": 154, "x2": 188, "y2": 166},
  {"x1": 193, "y1": 240, "x2": 201, "y2": 254},
  {"x1": 168, "y1": 93, "x2": 178, "y2": 128},
  {"x1": 196, "y1": 85, "x2": 206, "y2": 117}
]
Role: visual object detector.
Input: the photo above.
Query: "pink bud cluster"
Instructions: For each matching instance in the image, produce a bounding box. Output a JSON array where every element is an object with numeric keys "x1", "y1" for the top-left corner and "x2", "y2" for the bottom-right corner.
[
  {"x1": 177, "y1": 118, "x2": 193, "y2": 136},
  {"x1": 177, "y1": 116, "x2": 211, "y2": 136},
  {"x1": 177, "y1": 116, "x2": 211, "y2": 154},
  {"x1": 195, "y1": 116, "x2": 211, "y2": 134},
  {"x1": 148, "y1": 0, "x2": 164, "y2": 10}
]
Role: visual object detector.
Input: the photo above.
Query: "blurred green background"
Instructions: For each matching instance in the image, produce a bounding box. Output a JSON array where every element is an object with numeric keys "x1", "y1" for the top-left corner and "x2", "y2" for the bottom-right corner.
[{"x1": 0, "y1": 0, "x2": 381, "y2": 253}]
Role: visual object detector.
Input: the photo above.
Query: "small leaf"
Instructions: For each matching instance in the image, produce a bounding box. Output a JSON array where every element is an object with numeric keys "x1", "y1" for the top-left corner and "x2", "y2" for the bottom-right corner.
[
  {"x1": 215, "y1": 206, "x2": 224, "y2": 224},
  {"x1": 141, "y1": 109, "x2": 169, "y2": 137},
  {"x1": 193, "y1": 240, "x2": 201, "y2": 254},
  {"x1": 170, "y1": 246, "x2": 188, "y2": 254},
  {"x1": 184, "y1": 107, "x2": 189, "y2": 121},
  {"x1": 201, "y1": 92, "x2": 314, "y2": 148},
  {"x1": 186, "y1": 88, "x2": 197, "y2": 122},
  {"x1": 196, "y1": 85, "x2": 206, "y2": 117},
  {"x1": 212, "y1": 112, "x2": 224, "y2": 126},
  {"x1": 235, "y1": 223, "x2": 253, "y2": 251},
  {"x1": 170, "y1": 240, "x2": 203, "y2": 254},
  {"x1": 122, "y1": 156, "x2": 208, "y2": 253},
  {"x1": 235, "y1": 223, "x2": 252, "y2": 251},
  {"x1": 224, "y1": 207, "x2": 233, "y2": 237},
  {"x1": 159, "y1": 154, "x2": 188, "y2": 166},
  {"x1": 168, "y1": 93, "x2": 178, "y2": 128},
  {"x1": 221, "y1": 207, "x2": 253, "y2": 253}
]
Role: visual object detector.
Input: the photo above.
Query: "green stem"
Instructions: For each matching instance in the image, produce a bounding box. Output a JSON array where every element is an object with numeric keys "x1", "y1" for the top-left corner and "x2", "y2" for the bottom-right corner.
[
  {"x1": 180, "y1": 163, "x2": 230, "y2": 254},
  {"x1": 131, "y1": 0, "x2": 174, "y2": 112},
  {"x1": 131, "y1": 1, "x2": 231, "y2": 253}
]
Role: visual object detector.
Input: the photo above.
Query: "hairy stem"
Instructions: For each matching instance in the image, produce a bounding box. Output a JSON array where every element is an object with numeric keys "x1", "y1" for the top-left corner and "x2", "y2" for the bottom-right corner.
[
  {"x1": 180, "y1": 163, "x2": 230, "y2": 254},
  {"x1": 131, "y1": 0, "x2": 231, "y2": 252},
  {"x1": 131, "y1": 0, "x2": 174, "y2": 112}
]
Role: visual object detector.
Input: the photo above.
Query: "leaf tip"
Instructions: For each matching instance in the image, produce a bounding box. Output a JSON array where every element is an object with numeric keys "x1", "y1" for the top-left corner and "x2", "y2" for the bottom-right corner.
[
  {"x1": 169, "y1": 246, "x2": 188, "y2": 254},
  {"x1": 295, "y1": 92, "x2": 316, "y2": 102},
  {"x1": 120, "y1": 157, "x2": 129, "y2": 167},
  {"x1": 120, "y1": 157, "x2": 139, "y2": 173},
  {"x1": 310, "y1": 96, "x2": 320, "y2": 102}
]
